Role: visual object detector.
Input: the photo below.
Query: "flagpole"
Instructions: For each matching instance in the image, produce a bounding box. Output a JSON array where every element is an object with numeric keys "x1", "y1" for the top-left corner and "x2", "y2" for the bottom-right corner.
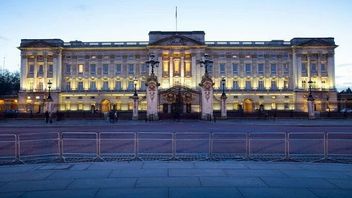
[{"x1": 175, "y1": 6, "x2": 178, "y2": 32}]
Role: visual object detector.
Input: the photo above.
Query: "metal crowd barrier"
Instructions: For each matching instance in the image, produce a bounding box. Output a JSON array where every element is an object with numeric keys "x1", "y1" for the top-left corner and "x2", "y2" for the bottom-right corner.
[{"x1": 0, "y1": 131, "x2": 351, "y2": 164}]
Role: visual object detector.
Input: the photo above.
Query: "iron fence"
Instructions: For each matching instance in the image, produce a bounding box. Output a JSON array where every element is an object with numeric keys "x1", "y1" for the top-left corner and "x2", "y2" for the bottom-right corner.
[{"x1": 1, "y1": 131, "x2": 351, "y2": 164}]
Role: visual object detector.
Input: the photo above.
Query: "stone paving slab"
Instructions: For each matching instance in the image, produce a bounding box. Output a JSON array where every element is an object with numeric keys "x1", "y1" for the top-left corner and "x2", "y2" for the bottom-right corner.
[
  {"x1": 110, "y1": 169, "x2": 168, "y2": 177},
  {"x1": 47, "y1": 170, "x2": 112, "y2": 179},
  {"x1": 136, "y1": 177, "x2": 201, "y2": 187},
  {"x1": 95, "y1": 188, "x2": 169, "y2": 198},
  {"x1": 260, "y1": 177, "x2": 337, "y2": 188},
  {"x1": 20, "y1": 189, "x2": 98, "y2": 198},
  {"x1": 238, "y1": 187, "x2": 318, "y2": 198},
  {"x1": 169, "y1": 168, "x2": 226, "y2": 177},
  {"x1": 1, "y1": 161, "x2": 352, "y2": 197},
  {"x1": 199, "y1": 177, "x2": 266, "y2": 187},
  {"x1": 308, "y1": 188, "x2": 352, "y2": 198},
  {"x1": 169, "y1": 187, "x2": 243, "y2": 198},
  {"x1": 0, "y1": 179, "x2": 73, "y2": 192},
  {"x1": 67, "y1": 178, "x2": 137, "y2": 189}
]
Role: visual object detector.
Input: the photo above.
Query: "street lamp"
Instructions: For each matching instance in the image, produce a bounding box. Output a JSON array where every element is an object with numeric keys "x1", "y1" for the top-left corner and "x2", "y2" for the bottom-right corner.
[
  {"x1": 221, "y1": 77, "x2": 226, "y2": 98},
  {"x1": 326, "y1": 94, "x2": 330, "y2": 112},
  {"x1": 307, "y1": 80, "x2": 314, "y2": 102},
  {"x1": 199, "y1": 54, "x2": 213, "y2": 76},
  {"x1": 133, "y1": 78, "x2": 138, "y2": 97},
  {"x1": 145, "y1": 54, "x2": 159, "y2": 75},
  {"x1": 47, "y1": 80, "x2": 53, "y2": 102}
]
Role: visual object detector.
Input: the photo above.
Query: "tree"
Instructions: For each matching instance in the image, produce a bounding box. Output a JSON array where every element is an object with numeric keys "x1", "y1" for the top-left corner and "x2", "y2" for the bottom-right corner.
[{"x1": 0, "y1": 70, "x2": 20, "y2": 96}]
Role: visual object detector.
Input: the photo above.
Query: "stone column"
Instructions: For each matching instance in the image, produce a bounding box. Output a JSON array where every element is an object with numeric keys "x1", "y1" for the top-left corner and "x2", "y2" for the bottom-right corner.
[
  {"x1": 146, "y1": 73, "x2": 160, "y2": 120},
  {"x1": 221, "y1": 93, "x2": 227, "y2": 119},
  {"x1": 181, "y1": 56, "x2": 184, "y2": 85},
  {"x1": 169, "y1": 56, "x2": 173, "y2": 86},
  {"x1": 327, "y1": 52, "x2": 335, "y2": 89},
  {"x1": 199, "y1": 75, "x2": 214, "y2": 120},
  {"x1": 131, "y1": 95, "x2": 139, "y2": 120}
]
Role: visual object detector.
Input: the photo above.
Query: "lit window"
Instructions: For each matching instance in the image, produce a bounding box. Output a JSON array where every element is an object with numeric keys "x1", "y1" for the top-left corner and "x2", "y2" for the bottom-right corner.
[
  {"x1": 102, "y1": 81, "x2": 109, "y2": 91},
  {"x1": 115, "y1": 81, "x2": 121, "y2": 90},
  {"x1": 162, "y1": 61, "x2": 169, "y2": 77},
  {"x1": 232, "y1": 80, "x2": 239, "y2": 90},
  {"x1": 89, "y1": 81, "x2": 96, "y2": 90},
  {"x1": 78, "y1": 64, "x2": 84, "y2": 74},
  {"x1": 185, "y1": 62, "x2": 191, "y2": 77}
]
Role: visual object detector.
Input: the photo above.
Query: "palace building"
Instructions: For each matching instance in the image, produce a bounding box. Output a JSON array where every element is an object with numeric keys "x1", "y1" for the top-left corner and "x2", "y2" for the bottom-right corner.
[{"x1": 18, "y1": 31, "x2": 337, "y2": 115}]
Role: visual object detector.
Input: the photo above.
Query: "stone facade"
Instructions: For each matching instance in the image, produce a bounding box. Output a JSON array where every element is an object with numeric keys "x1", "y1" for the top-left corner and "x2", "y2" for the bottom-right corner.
[{"x1": 18, "y1": 31, "x2": 338, "y2": 114}]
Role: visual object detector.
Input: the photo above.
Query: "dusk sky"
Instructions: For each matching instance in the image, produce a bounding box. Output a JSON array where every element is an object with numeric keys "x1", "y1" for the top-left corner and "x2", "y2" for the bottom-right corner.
[{"x1": 0, "y1": 0, "x2": 351, "y2": 90}]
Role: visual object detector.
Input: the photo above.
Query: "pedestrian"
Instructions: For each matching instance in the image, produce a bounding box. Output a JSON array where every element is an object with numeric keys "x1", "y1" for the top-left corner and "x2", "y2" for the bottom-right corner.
[
  {"x1": 114, "y1": 110, "x2": 119, "y2": 122},
  {"x1": 45, "y1": 111, "x2": 49, "y2": 123},
  {"x1": 49, "y1": 112, "x2": 53, "y2": 124}
]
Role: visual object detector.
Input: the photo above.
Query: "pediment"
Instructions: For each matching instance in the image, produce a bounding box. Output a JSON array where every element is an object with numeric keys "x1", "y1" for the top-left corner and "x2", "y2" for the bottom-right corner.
[
  {"x1": 298, "y1": 39, "x2": 334, "y2": 46},
  {"x1": 149, "y1": 35, "x2": 204, "y2": 46}
]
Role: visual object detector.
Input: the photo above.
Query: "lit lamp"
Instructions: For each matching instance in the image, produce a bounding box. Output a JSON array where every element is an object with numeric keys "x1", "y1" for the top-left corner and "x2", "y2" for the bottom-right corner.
[
  {"x1": 47, "y1": 80, "x2": 53, "y2": 102},
  {"x1": 131, "y1": 77, "x2": 139, "y2": 120},
  {"x1": 220, "y1": 77, "x2": 227, "y2": 119},
  {"x1": 133, "y1": 77, "x2": 138, "y2": 97},
  {"x1": 307, "y1": 80, "x2": 315, "y2": 119}
]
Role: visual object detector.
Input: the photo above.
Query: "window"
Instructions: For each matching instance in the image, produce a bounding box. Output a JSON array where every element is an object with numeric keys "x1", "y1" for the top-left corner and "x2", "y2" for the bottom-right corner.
[
  {"x1": 271, "y1": 80, "x2": 277, "y2": 90},
  {"x1": 102, "y1": 81, "x2": 109, "y2": 91},
  {"x1": 29, "y1": 82, "x2": 34, "y2": 90},
  {"x1": 271, "y1": 64, "x2": 277, "y2": 75},
  {"x1": 141, "y1": 64, "x2": 147, "y2": 74},
  {"x1": 65, "y1": 64, "x2": 71, "y2": 74},
  {"x1": 322, "y1": 80, "x2": 326, "y2": 89},
  {"x1": 128, "y1": 64, "x2": 134, "y2": 75},
  {"x1": 284, "y1": 103, "x2": 289, "y2": 110},
  {"x1": 127, "y1": 81, "x2": 134, "y2": 90},
  {"x1": 302, "y1": 80, "x2": 307, "y2": 89},
  {"x1": 37, "y1": 65, "x2": 44, "y2": 77},
  {"x1": 301, "y1": 63, "x2": 307, "y2": 76},
  {"x1": 141, "y1": 80, "x2": 146, "y2": 90},
  {"x1": 77, "y1": 82, "x2": 84, "y2": 91},
  {"x1": 115, "y1": 81, "x2": 121, "y2": 90},
  {"x1": 90, "y1": 64, "x2": 96, "y2": 75},
  {"x1": 311, "y1": 63, "x2": 317, "y2": 75},
  {"x1": 115, "y1": 64, "x2": 121, "y2": 75},
  {"x1": 284, "y1": 80, "x2": 289, "y2": 89},
  {"x1": 257, "y1": 64, "x2": 264, "y2": 75},
  {"x1": 232, "y1": 63, "x2": 238, "y2": 75},
  {"x1": 65, "y1": 82, "x2": 71, "y2": 91},
  {"x1": 232, "y1": 80, "x2": 239, "y2": 90},
  {"x1": 78, "y1": 64, "x2": 84, "y2": 74},
  {"x1": 283, "y1": 64, "x2": 289, "y2": 75},
  {"x1": 38, "y1": 82, "x2": 43, "y2": 91},
  {"x1": 103, "y1": 64, "x2": 109, "y2": 75},
  {"x1": 321, "y1": 63, "x2": 327, "y2": 73},
  {"x1": 245, "y1": 64, "x2": 251, "y2": 75},
  {"x1": 162, "y1": 61, "x2": 169, "y2": 77},
  {"x1": 47, "y1": 64, "x2": 53, "y2": 78},
  {"x1": 220, "y1": 63, "x2": 226, "y2": 76},
  {"x1": 258, "y1": 80, "x2": 264, "y2": 90},
  {"x1": 90, "y1": 81, "x2": 96, "y2": 90},
  {"x1": 208, "y1": 64, "x2": 213, "y2": 75},
  {"x1": 245, "y1": 80, "x2": 251, "y2": 90},
  {"x1": 29, "y1": 65, "x2": 34, "y2": 74},
  {"x1": 185, "y1": 62, "x2": 191, "y2": 77}
]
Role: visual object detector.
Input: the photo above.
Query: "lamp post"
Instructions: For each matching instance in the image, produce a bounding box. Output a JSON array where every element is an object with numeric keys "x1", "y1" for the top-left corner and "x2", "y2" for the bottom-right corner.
[
  {"x1": 46, "y1": 80, "x2": 53, "y2": 123},
  {"x1": 131, "y1": 77, "x2": 139, "y2": 120},
  {"x1": 198, "y1": 54, "x2": 215, "y2": 120},
  {"x1": 220, "y1": 77, "x2": 227, "y2": 119},
  {"x1": 307, "y1": 80, "x2": 315, "y2": 119},
  {"x1": 145, "y1": 54, "x2": 160, "y2": 121}
]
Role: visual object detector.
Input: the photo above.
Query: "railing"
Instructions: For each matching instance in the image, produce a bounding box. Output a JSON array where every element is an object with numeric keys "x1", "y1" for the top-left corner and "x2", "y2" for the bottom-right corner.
[{"x1": 1, "y1": 132, "x2": 351, "y2": 164}]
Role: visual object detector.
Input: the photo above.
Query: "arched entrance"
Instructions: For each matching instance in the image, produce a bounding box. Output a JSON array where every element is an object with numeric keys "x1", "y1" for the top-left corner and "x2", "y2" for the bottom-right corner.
[
  {"x1": 243, "y1": 99, "x2": 254, "y2": 113},
  {"x1": 101, "y1": 99, "x2": 110, "y2": 113}
]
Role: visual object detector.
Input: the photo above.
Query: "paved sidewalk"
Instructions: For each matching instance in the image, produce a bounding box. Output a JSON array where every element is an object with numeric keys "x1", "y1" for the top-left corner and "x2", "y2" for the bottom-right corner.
[
  {"x1": 0, "y1": 161, "x2": 352, "y2": 198},
  {"x1": 1, "y1": 118, "x2": 352, "y2": 127}
]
